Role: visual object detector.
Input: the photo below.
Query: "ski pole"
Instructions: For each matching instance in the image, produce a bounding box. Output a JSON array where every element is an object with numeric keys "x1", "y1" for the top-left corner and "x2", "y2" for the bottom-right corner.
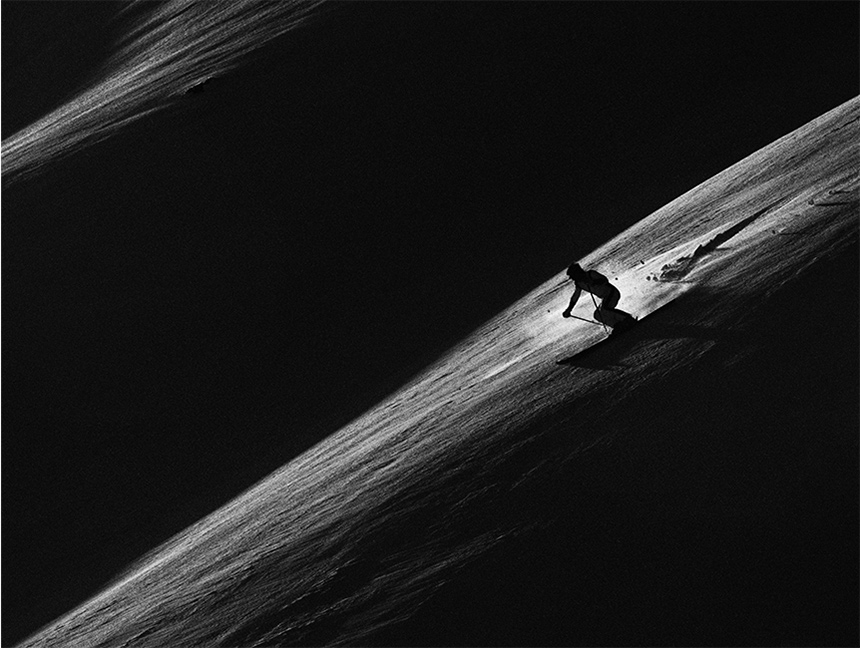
[{"x1": 589, "y1": 291, "x2": 609, "y2": 334}]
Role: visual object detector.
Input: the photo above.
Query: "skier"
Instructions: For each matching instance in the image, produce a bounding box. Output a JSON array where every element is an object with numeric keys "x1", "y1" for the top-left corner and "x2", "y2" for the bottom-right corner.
[{"x1": 562, "y1": 263, "x2": 635, "y2": 332}]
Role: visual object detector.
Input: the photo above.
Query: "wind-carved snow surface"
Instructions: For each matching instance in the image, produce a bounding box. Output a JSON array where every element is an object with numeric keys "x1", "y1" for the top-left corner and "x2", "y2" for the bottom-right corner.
[
  {"x1": 20, "y1": 98, "x2": 859, "y2": 647},
  {"x1": 1, "y1": 0, "x2": 324, "y2": 187}
]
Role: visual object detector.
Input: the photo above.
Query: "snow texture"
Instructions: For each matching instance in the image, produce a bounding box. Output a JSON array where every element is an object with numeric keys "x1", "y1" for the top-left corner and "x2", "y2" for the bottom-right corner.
[{"x1": 19, "y1": 93, "x2": 859, "y2": 647}]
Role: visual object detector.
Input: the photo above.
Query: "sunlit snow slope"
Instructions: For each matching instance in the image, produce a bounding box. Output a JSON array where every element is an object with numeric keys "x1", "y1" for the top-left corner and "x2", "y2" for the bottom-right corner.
[
  {"x1": 1, "y1": 0, "x2": 324, "y2": 188},
  {"x1": 20, "y1": 98, "x2": 858, "y2": 647}
]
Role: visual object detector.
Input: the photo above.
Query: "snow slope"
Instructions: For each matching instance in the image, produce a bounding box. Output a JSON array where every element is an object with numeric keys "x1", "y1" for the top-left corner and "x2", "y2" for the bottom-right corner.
[
  {"x1": 1, "y1": 1, "x2": 324, "y2": 188},
  {"x1": 19, "y1": 97, "x2": 858, "y2": 647}
]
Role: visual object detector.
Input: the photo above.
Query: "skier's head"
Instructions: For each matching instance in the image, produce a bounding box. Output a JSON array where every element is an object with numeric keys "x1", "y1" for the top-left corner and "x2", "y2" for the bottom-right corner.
[{"x1": 566, "y1": 263, "x2": 586, "y2": 280}]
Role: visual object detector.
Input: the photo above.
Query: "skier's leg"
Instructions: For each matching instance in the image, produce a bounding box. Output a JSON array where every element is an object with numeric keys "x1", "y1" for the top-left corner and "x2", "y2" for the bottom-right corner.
[
  {"x1": 595, "y1": 307, "x2": 627, "y2": 327},
  {"x1": 597, "y1": 286, "x2": 634, "y2": 328},
  {"x1": 602, "y1": 286, "x2": 620, "y2": 311}
]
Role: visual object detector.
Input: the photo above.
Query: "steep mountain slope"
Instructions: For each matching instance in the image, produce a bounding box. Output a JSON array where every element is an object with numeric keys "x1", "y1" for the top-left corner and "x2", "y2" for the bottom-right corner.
[{"x1": 20, "y1": 98, "x2": 858, "y2": 648}]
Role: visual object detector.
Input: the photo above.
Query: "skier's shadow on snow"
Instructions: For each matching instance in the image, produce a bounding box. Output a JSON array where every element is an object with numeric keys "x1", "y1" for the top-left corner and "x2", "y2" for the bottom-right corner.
[{"x1": 557, "y1": 302, "x2": 733, "y2": 370}]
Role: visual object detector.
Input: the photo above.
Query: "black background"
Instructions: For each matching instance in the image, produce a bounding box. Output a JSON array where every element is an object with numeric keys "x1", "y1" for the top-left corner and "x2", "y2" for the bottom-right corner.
[{"x1": 3, "y1": 2, "x2": 858, "y2": 643}]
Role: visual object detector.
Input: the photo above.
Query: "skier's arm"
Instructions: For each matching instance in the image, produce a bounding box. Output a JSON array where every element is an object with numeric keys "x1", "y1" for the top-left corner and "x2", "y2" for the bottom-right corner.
[{"x1": 562, "y1": 286, "x2": 581, "y2": 317}]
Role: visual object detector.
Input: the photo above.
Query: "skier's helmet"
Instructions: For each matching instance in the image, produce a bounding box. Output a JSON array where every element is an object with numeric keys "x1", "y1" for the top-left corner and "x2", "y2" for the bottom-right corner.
[{"x1": 566, "y1": 263, "x2": 586, "y2": 280}]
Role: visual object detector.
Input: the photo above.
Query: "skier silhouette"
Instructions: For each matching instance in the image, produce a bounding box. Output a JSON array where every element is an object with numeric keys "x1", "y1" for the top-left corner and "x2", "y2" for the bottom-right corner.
[{"x1": 562, "y1": 263, "x2": 636, "y2": 332}]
